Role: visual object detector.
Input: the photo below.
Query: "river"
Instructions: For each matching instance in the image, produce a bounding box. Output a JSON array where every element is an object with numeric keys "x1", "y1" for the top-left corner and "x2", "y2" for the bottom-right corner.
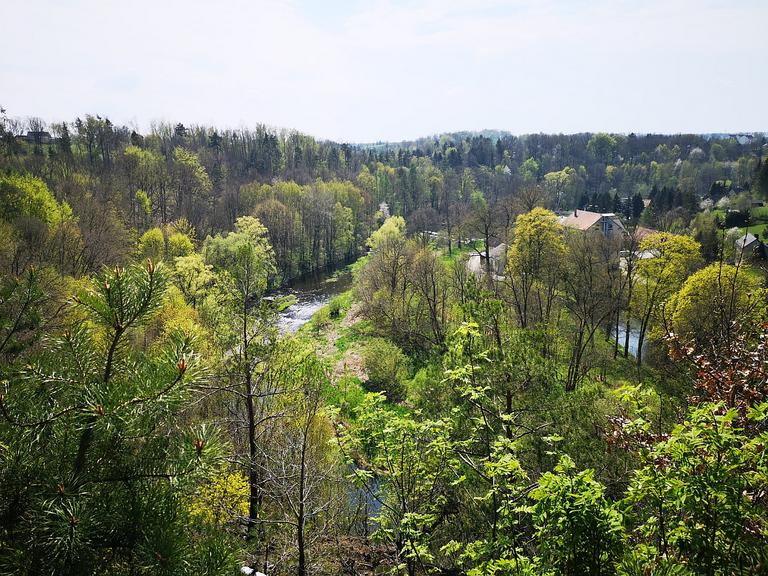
[
  {"x1": 273, "y1": 260, "x2": 355, "y2": 334},
  {"x1": 613, "y1": 320, "x2": 643, "y2": 358}
]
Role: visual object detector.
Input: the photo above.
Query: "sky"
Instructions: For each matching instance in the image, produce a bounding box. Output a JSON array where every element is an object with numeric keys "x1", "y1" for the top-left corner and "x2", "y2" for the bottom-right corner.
[{"x1": 2, "y1": 0, "x2": 766, "y2": 143}]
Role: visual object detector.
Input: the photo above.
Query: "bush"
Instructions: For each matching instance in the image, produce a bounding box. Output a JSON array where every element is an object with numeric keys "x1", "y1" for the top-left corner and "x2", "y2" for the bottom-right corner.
[
  {"x1": 310, "y1": 307, "x2": 330, "y2": 333},
  {"x1": 362, "y1": 338, "x2": 410, "y2": 402},
  {"x1": 328, "y1": 295, "x2": 343, "y2": 318}
]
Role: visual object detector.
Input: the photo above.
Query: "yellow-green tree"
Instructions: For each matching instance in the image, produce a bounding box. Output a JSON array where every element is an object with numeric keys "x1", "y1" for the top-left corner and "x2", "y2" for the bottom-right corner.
[
  {"x1": 137, "y1": 227, "x2": 165, "y2": 262},
  {"x1": 632, "y1": 232, "x2": 703, "y2": 365},
  {"x1": 505, "y1": 208, "x2": 564, "y2": 336},
  {"x1": 663, "y1": 263, "x2": 765, "y2": 353}
]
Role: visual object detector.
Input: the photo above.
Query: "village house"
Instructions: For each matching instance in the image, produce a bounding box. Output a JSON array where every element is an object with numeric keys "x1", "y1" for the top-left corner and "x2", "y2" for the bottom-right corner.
[
  {"x1": 561, "y1": 209, "x2": 626, "y2": 237},
  {"x1": 735, "y1": 232, "x2": 766, "y2": 261}
]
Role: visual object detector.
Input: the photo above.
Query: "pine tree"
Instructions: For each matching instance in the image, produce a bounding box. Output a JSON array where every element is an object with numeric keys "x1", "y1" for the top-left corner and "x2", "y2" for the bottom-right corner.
[{"x1": 0, "y1": 261, "x2": 230, "y2": 574}]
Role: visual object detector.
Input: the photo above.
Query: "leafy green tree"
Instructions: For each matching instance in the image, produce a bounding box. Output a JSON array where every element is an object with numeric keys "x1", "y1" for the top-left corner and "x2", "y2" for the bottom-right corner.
[
  {"x1": 530, "y1": 455, "x2": 625, "y2": 575},
  {"x1": 137, "y1": 227, "x2": 165, "y2": 262},
  {"x1": 443, "y1": 319, "x2": 556, "y2": 548},
  {"x1": 519, "y1": 157, "x2": 540, "y2": 184},
  {"x1": 0, "y1": 261, "x2": 229, "y2": 574},
  {"x1": 362, "y1": 337, "x2": 410, "y2": 402},
  {"x1": 663, "y1": 264, "x2": 763, "y2": 354},
  {"x1": 505, "y1": 208, "x2": 564, "y2": 336},
  {"x1": 331, "y1": 201, "x2": 354, "y2": 262},
  {"x1": 544, "y1": 167, "x2": 578, "y2": 210},
  {"x1": 173, "y1": 253, "x2": 214, "y2": 309},
  {"x1": 631, "y1": 233, "x2": 702, "y2": 365},
  {"x1": 587, "y1": 133, "x2": 617, "y2": 165},
  {"x1": 357, "y1": 218, "x2": 451, "y2": 352},
  {"x1": 346, "y1": 394, "x2": 455, "y2": 576},
  {"x1": 167, "y1": 231, "x2": 194, "y2": 259},
  {"x1": 204, "y1": 216, "x2": 276, "y2": 287},
  {"x1": 0, "y1": 171, "x2": 72, "y2": 228}
]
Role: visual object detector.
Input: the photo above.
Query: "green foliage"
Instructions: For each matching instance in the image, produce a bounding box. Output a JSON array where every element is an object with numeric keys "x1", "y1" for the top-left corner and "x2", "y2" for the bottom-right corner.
[
  {"x1": 173, "y1": 252, "x2": 214, "y2": 309},
  {"x1": 587, "y1": 133, "x2": 617, "y2": 164},
  {"x1": 347, "y1": 393, "x2": 456, "y2": 576},
  {"x1": 366, "y1": 215, "x2": 406, "y2": 250},
  {"x1": 5, "y1": 114, "x2": 768, "y2": 576},
  {"x1": 137, "y1": 227, "x2": 165, "y2": 262},
  {"x1": 625, "y1": 401, "x2": 768, "y2": 574},
  {"x1": 167, "y1": 231, "x2": 194, "y2": 259},
  {"x1": 663, "y1": 263, "x2": 763, "y2": 351},
  {"x1": 0, "y1": 261, "x2": 229, "y2": 574},
  {"x1": 631, "y1": 232, "x2": 703, "y2": 364},
  {"x1": 204, "y1": 216, "x2": 276, "y2": 290},
  {"x1": 519, "y1": 157, "x2": 540, "y2": 184},
  {"x1": 0, "y1": 266, "x2": 44, "y2": 360},
  {"x1": 0, "y1": 170, "x2": 71, "y2": 227},
  {"x1": 310, "y1": 305, "x2": 330, "y2": 333},
  {"x1": 134, "y1": 188, "x2": 151, "y2": 216},
  {"x1": 362, "y1": 337, "x2": 410, "y2": 403},
  {"x1": 327, "y1": 295, "x2": 343, "y2": 318},
  {"x1": 529, "y1": 455, "x2": 626, "y2": 575},
  {"x1": 357, "y1": 221, "x2": 451, "y2": 352},
  {"x1": 189, "y1": 468, "x2": 249, "y2": 525},
  {"x1": 506, "y1": 208, "x2": 564, "y2": 331},
  {"x1": 172, "y1": 146, "x2": 211, "y2": 196}
]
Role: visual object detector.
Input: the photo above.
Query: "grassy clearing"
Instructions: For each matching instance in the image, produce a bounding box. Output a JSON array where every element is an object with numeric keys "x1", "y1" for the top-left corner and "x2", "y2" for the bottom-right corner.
[
  {"x1": 741, "y1": 222, "x2": 768, "y2": 238},
  {"x1": 751, "y1": 206, "x2": 768, "y2": 220},
  {"x1": 738, "y1": 264, "x2": 768, "y2": 283},
  {"x1": 440, "y1": 240, "x2": 484, "y2": 263}
]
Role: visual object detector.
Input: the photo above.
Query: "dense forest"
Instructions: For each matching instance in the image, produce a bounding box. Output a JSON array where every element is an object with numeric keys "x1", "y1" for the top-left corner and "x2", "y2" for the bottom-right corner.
[{"x1": 1, "y1": 109, "x2": 768, "y2": 575}]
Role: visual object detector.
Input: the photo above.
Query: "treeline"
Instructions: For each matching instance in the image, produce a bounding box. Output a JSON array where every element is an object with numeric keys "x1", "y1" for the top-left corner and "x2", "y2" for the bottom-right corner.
[{"x1": 2, "y1": 108, "x2": 767, "y2": 285}]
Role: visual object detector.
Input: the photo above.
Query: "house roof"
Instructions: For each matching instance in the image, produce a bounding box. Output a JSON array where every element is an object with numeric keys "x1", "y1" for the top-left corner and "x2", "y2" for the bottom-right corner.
[
  {"x1": 736, "y1": 233, "x2": 758, "y2": 250},
  {"x1": 561, "y1": 210, "x2": 603, "y2": 231},
  {"x1": 633, "y1": 227, "x2": 661, "y2": 241}
]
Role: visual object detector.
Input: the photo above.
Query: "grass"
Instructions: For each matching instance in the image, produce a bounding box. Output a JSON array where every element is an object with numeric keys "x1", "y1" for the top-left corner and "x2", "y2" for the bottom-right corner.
[
  {"x1": 704, "y1": 208, "x2": 767, "y2": 238},
  {"x1": 334, "y1": 325, "x2": 365, "y2": 354},
  {"x1": 751, "y1": 206, "x2": 768, "y2": 220},
  {"x1": 741, "y1": 222, "x2": 768, "y2": 238},
  {"x1": 440, "y1": 240, "x2": 484, "y2": 263},
  {"x1": 323, "y1": 376, "x2": 367, "y2": 420}
]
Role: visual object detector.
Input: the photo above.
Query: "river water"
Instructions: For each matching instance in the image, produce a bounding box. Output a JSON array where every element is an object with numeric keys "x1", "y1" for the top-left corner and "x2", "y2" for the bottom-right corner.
[
  {"x1": 613, "y1": 321, "x2": 643, "y2": 358},
  {"x1": 273, "y1": 260, "x2": 355, "y2": 334}
]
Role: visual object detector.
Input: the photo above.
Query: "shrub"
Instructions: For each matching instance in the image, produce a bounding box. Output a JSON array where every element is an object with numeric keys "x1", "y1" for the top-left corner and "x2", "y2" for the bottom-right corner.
[
  {"x1": 328, "y1": 295, "x2": 343, "y2": 319},
  {"x1": 311, "y1": 307, "x2": 330, "y2": 333},
  {"x1": 362, "y1": 338, "x2": 410, "y2": 402}
]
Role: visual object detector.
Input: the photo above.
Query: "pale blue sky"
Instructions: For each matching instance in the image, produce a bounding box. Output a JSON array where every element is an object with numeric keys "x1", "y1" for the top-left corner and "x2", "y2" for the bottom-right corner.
[{"x1": 3, "y1": 0, "x2": 766, "y2": 142}]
